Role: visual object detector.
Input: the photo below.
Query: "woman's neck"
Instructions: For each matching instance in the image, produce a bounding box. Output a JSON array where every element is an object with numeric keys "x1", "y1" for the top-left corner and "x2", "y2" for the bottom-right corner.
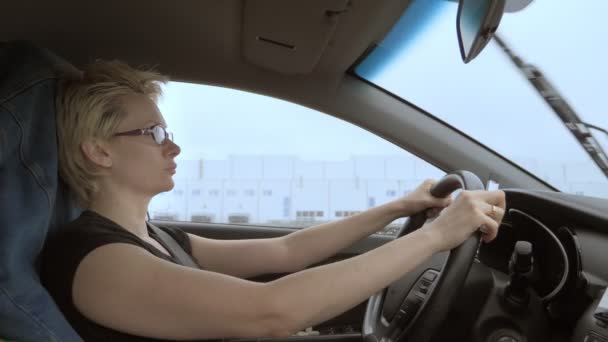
[{"x1": 88, "y1": 188, "x2": 151, "y2": 238}]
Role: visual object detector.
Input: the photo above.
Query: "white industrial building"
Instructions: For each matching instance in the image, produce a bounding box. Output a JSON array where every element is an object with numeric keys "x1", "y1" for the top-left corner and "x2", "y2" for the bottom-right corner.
[{"x1": 149, "y1": 155, "x2": 444, "y2": 232}]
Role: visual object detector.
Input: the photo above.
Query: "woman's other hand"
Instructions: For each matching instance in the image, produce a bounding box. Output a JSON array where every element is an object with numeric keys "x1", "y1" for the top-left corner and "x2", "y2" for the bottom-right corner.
[
  {"x1": 421, "y1": 190, "x2": 506, "y2": 252},
  {"x1": 398, "y1": 179, "x2": 452, "y2": 218}
]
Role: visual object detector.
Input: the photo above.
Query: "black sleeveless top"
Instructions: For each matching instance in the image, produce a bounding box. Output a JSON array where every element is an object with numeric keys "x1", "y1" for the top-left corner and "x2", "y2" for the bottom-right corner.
[{"x1": 41, "y1": 210, "x2": 206, "y2": 341}]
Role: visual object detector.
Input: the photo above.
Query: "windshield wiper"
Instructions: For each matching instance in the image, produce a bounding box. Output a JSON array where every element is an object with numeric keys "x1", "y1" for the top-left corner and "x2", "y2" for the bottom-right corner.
[
  {"x1": 493, "y1": 34, "x2": 608, "y2": 179},
  {"x1": 584, "y1": 122, "x2": 608, "y2": 137}
]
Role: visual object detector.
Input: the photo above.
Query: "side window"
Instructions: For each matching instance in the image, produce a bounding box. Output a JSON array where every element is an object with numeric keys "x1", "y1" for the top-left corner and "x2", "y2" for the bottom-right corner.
[{"x1": 149, "y1": 82, "x2": 444, "y2": 235}]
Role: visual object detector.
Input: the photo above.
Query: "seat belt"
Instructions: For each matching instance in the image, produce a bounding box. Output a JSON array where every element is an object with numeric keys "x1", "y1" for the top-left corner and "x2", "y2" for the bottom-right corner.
[{"x1": 147, "y1": 222, "x2": 199, "y2": 269}]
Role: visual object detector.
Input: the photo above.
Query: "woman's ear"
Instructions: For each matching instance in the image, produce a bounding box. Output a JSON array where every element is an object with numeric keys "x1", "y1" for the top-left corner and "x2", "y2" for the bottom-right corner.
[{"x1": 81, "y1": 139, "x2": 113, "y2": 168}]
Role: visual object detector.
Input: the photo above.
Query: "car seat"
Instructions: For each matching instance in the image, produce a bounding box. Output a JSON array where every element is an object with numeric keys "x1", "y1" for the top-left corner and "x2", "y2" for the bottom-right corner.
[{"x1": 0, "y1": 40, "x2": 83, "y2": 342}]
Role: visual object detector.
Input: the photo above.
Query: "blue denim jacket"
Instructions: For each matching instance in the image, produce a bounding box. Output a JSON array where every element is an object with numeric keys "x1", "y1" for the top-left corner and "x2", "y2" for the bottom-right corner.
[{"x1": 0, "y1": 41, "x2": 83, "y2": 342}]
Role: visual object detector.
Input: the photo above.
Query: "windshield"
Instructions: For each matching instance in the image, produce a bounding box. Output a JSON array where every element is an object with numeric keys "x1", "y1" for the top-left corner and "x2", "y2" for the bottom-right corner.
[{"x1": 355, "y1": 0, "x2": 608, "y2": 197}]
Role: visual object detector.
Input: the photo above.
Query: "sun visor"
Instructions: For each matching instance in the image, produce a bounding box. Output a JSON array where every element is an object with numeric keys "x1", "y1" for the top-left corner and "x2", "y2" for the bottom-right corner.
[{"x1": 242, "y1": 0, "x2": 349, "y2": 74}]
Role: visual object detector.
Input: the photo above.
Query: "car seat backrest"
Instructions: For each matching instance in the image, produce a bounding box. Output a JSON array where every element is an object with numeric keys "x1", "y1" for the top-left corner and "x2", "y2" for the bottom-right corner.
[{"x1": 0, "y1": 40, "x2": 83, "y2": 342}]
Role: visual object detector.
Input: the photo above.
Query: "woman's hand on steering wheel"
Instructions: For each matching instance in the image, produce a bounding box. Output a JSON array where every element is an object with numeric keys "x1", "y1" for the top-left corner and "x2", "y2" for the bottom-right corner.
[
  {"x1": 420, "y1": 190, "x2": 506, "y2": 252},
  {"x1": 398, "y1": 179, "x2": 452, "y2": 218}
]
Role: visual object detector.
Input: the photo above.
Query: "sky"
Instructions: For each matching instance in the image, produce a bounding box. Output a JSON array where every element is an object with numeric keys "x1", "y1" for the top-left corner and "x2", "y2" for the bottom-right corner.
[
  {"x1": 158, "y1": 82, "x2": 407, "y2": 161},
  {"x1": 357, "y1": 0, "x2": 608, "y2": 193},
  {"x1": 157, "y1": 0, "x2": 608, "y2": 197}
]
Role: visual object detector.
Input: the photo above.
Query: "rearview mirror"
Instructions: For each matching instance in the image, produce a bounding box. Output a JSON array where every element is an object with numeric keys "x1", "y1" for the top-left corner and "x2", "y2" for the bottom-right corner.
[{"x1": 456, "y1": 0, "x2": 506, "y2": 63}]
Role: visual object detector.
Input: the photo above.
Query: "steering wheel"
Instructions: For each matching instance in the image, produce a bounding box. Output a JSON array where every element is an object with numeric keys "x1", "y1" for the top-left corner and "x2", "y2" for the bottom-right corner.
[{"x1": 362, "y1": 171, "x2": 485, "y2": 342}]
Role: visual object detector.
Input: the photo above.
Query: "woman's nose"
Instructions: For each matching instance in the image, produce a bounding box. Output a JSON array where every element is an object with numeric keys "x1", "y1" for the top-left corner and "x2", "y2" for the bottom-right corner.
[{"x1": 164, "y1": 139, "x2": 181, "y2": 158}]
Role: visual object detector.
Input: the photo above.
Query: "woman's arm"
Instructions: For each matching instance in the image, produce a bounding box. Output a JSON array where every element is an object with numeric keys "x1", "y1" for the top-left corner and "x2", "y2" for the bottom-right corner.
[
  {"x1": 72, "y1": 225, "x2": 439, "y2": 340},
  {"x1": 281, "y1": 198, "x2": 406, "y2": 271},
  {"x1": 188, "y1": 180, "x2": 449, "y2": 278},
  {"x1": 186, "y1": 199, "x2": 402, "y2": 279}
]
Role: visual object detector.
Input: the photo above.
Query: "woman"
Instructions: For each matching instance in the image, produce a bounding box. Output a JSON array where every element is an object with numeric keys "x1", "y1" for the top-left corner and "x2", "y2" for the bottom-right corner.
[{"x1": 41, "y1": 61, "x2": 505, "y2": 341}]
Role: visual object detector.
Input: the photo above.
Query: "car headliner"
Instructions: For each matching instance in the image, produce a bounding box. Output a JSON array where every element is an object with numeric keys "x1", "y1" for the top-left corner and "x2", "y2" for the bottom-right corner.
[{"x1": 2, "y1": 1, "x2": 409, "y2": 93}]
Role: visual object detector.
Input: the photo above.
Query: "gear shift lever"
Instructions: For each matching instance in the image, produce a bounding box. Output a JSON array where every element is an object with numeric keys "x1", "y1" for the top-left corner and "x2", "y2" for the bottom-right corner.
[{"x1": 503, "y1": 241, "x2": 534, "y2": 309}]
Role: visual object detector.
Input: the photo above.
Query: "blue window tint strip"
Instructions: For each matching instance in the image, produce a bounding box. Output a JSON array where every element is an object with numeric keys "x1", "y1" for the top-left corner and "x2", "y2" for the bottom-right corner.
[{"x1": 356, "y1": 0, "x2": 453, "y2": 80}]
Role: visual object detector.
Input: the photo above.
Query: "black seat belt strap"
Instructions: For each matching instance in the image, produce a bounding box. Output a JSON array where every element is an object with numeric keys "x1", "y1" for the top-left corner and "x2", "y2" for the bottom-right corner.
[{"x1": 147, "y1": 223, "x2": 199, "y2": 269}]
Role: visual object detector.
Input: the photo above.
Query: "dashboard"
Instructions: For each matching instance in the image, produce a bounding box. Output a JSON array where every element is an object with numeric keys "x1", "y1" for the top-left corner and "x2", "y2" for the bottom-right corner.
[
  {"x1": 478, "y1": 208, "x2": 572, "y2": 302},
  {"x1": 470, "y1": 189, "x2": 608, "y2": 341}
]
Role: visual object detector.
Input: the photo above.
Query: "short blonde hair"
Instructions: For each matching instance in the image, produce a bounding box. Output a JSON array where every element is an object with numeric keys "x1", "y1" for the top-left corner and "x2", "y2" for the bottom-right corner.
[{"x1": 56, "y1": 60, "x2": 168, "y2": 207}]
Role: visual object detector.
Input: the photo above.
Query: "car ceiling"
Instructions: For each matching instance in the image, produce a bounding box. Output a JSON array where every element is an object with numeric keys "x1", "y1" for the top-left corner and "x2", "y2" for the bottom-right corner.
[{"x1": 1, "y1": 0, "x2": 411, "y2": 94}]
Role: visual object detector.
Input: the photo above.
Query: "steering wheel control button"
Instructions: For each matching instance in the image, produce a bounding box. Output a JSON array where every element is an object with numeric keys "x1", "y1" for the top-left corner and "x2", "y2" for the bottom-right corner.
[
  {"x1": 422, "y1": 270, "x2": 438, "y2": 282},
  {"x1": 397, "y1": 297, "x2": 422, "y2": 325},
  {"x1": 413, "y1": 270, "x2": 439, "y2": 297}
]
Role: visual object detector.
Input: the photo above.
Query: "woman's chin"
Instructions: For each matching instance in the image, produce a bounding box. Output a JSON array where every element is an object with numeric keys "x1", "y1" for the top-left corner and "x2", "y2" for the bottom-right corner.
[{"x1": 160, "y1": 178, "x2": 175, "y2": 192}]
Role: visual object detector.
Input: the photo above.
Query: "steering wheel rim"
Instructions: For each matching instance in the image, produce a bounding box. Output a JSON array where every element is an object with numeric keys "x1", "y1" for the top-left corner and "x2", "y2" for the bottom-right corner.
[{"x1": 362, "y1": 170, "x2": 485, "y2": 342}]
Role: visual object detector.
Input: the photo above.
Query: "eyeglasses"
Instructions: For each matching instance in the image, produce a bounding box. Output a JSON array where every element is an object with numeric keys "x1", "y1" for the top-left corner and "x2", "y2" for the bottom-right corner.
[{"x1": 113, "y1": 125, "x2": 174, "y2": 145}]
